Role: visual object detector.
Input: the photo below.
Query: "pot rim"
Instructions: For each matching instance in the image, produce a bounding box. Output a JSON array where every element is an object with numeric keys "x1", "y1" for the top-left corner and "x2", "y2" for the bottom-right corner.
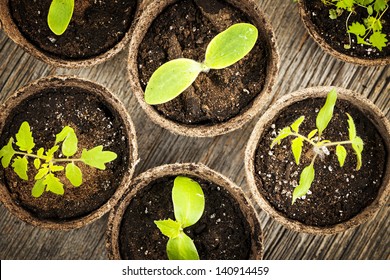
[
  {"x1": 106, "y1": 162, "x2": 264, "y2": 259},
  {"x1": 0, "y1": 75, "x2": 139, "y2": 230},
  {"x1": 127, "y1": 0, "x2": 279, "y2": 137},
  {"x1": 245, "y1": 86, "x2": 390, "y2": 234}
]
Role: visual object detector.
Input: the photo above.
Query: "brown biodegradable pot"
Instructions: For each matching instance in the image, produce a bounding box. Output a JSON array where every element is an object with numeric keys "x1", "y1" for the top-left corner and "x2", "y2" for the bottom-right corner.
[
  {"x1": 0, "y1": 76, "x2": 138, "y2": 230},
  {"x1": 245, "y1": 86, "x2": 390, "y2": 234},
  {"x1": 128, "y1": 0, "x2": 279, "y2": 137},
  {"x1": 298, "y1": 0, "x2": 390, "y2": 66},
  {"x1": 0, "y1": 0, "x2": 150, "y2": 68},
  {"x1": 106, "y1": 163, "x2": 263, "y2": 259}
]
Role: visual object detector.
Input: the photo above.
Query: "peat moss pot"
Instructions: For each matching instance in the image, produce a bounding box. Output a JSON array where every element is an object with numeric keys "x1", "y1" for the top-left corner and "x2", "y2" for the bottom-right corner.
[
  {"x1": 245, "y1": 87, "x2": 390, "y2": 234},
  {"x1": 128, "y1": 0, "x2": 279, "y2": 137},
  {"x1": 0, "y1": 0, "x2": 144, "y2": 68},
  {"x1": 0, "y1": 76, "x2": 138, "y2": 230},
  {"x1": 297, "y1": 0, "x2": 390, "y2": 66},
  {"x1": 106, "y1": 163, "x2": 263, "y2": 259}
]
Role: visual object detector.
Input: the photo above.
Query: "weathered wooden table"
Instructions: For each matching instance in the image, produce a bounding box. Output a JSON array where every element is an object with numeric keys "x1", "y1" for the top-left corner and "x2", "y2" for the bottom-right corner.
[{"x1": 0, "y1": 0, "x2": 389, "y2": 259}]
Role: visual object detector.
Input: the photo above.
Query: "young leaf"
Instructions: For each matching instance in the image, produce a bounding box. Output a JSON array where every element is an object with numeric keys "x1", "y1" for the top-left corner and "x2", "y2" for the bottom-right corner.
[
  {"x1": 145, "y1": 58, "x2": 204, "y2": 105},
  {"x1": 81, "y1": 146, "x2": 117, "y2": 170},
  {"x1": 172, "y1": 176, "x2": 205, "y2": 228},
  {"x1": 367, "y1": 5, "x2": 373, "y2": 15},
  {"x1": 167, "y1": 232, "x2": 199, "y2": 260},
  {"x1": 34, "y1": 158, "x2": 41, "y2": 170},
  {"x1": 290, "y1": 116, "x2": 305, "y2": 133},
  {"x1": 348, "y1": 22, "x2": 367, "y2": 37},
  {"x1": 15, "y1": 122, "x2": 35, "y2": 153},
  {"x1": 204, "y1": 23, "x2": 258, "y2": 69},
  {"x1": 364, "y1": 16, "x2": 383, "y2": 32},
  {"x1": 35, "y1": 166, "x2": 49, "y2": 180},
  {"x1": 307, "y1": 129, "x2": 318, "y2": 140},
  {"x1": 11, "y1": 157, "x2": 29, "y2": 180},
  {"x1": 316, "y1": 89, "x2": 337, "y2": 137},
  {"x1": 46, "y1": 145, "x2": 59, "y2": 161},
  {"x1": 48, "y1": 0, "x2": 74, "y2": 36},
  {"x1": 154, "y1": 219, "x2": 182, "y2": 239},
  {"x1": 329, "y1": 9, "x2": 338, "y2": 19},
  {"x1": 32, "y1": 179, "x2": 46, "y2": 198},
  {"x1": 271, "y1": 127, "x2": 292, "y2": 148},
  {"x1": 374, "y1": 0, "x2": 387, "y2": 12},
  {"x1": 352, "y1": 136, "x2": 364, "y2": 170},
  {"x1": 369, "y1": 32, "x2": 388, "y2": 51},
  {"x1": 346, "y1": 113, "x2": 356, "y2": 141},
  {"x1": 291, "y1": 137, "x2": 304, "y2": 165},
  {"x1": 44, "y1": 173, "x2": 64, "y2": 195},
  {"x1": 336, "y1": 145, "x2": 347, "y2": 167},
  {"x1": 56, "y1": 126, "x2": 78, "y2": 157},
  {"x1": 65, "y1": 163, "x2": 82, "y2": 187},
  {"x1": 50, "y1": 165, "x2": 64, "y2": 172},
  {"x1": 292, "y1": 164, "x2": 315, "y2": 204},
  {"x1": 0, "y1": 138, "x2": 15, "y2": 168}
]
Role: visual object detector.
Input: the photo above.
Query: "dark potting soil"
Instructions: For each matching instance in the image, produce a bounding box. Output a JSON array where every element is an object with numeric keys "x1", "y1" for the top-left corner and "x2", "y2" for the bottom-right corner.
[
  {"x1": 9, "y1": 0, "x2": 138, "y2": 59},
  {"x1": 137, "y1": 0, "x2": 269, "y2": 125},
  {"x1": 254, "y1": 98, "x2": 387, "y2": 227},
  {"x1": 119, "y1": 176, "x2": 253, "y2": 260},
  {"x1": 0, "y1": 87, "x2": 130, "y2": 221},
  {"x1": 302, "y1": 0, "x2": 390, "y2": 59}
]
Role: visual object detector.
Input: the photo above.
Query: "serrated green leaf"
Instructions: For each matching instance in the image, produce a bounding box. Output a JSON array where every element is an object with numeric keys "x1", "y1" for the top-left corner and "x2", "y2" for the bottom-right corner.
[
  {"x1": 46, "y1": 145, "x2": 59, "y2": 161},
  {"x1": 56, "y1": 126, "x2": 78, "y2": 157},
  {"x1": 316, "y1": 89, "x2": 337, "y2": 138},
  {"x1": 348, "y1": 22, "x2": 367, "y2": 37},
  {"x1": 154, "y1": 219, "x2": 182, "y2": 239},
  {"x1": 271, "y1": 127, "x2": 292, "y2": 148},
  {"x1": 44, "y1": 173, "x2": 64, "y2": 195},
  {"x1": 364, "y1": 16, "x2": 383, "y2": 32},
  {"x1": 32, "y1": 179, "x2": 45, "y2": 198},
  {"x1": 0, "y1": 138, "x2": 15, "y2": 168},
  {"x1": 48, "y1": 0, "x2": 74, "y2": 36},
  {"x1": 35, "y1": 167, "x2": 49, "y2": 180},
  {"x1": 329, "y1": 9, "x2": 338, "y2": 19},
  {"x1": 336, "y1": 145, "x2": 347, "y2": 167},
  {"x1": 173, "y1": 176, "x2": 205, "y2": 228},
  {"x1": 167, "y1": 232, "x2": 199, "y2": 260},
  {"x1": 292, "y1": 164, "x2": 315, "y2": 204},
  {"x1": 291, "y1": 137, "x2": 304, "y2": 165},
  {"x1": 204, "y1": 23, "x2": 258, "y2": 69},
  {"x1": 374, "y1": 0, "x2": 387, "y2": 12},
  {"x1": 12, "y1": 157, "x2": 29, "y2": 180},
  {"x1": 145, "y1": 58, "x2": 204, "y2": 105},
  {"x1": 307, "y1": 129, "x2": 318, "y2": 140},
  {"x1": 336, "y1": 0, "x2": 354, "y2": 10},
  {"x1": 15, "y1": 122, "x2": 35, "y2": 153},
  {"x1": 290, "y1": 116, "x2": 305, "y2": 133},
  {"x1": 352, "y1": 136, "x2": 364, "y2": 170},
  {"x1": 65, "y1": 163, "x2": 82, "y2": 187},
  {"x1": 369, "y1": 32, "x2": 388, "y2": 51},
  {"x1": 346, "y1": 113, "x2": 357, "y2": 141},
  {"x1": 81, "y1": 146, "x2": 117, "y2": 170}
]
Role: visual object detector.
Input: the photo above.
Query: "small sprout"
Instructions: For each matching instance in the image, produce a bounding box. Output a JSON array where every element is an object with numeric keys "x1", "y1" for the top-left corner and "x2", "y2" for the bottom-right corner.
[
  {"x1": 145, "y1": 23, "x2": 258, "y2": 105},
  {"x1": 154, "y1": 176, "x2": 205, "y2": 260},
  {"x1": 271, "y1": 89, "x2": 364, "y2": 204},
  {"x1": 0, "y1": 121, "x2": 117, "y2": 197},
  {"x1": 319, "y1": 0, "x2": 389, "y2": 51},
  {"x1": 48, "y1": 0, "x2": 74, "y2": 36}
]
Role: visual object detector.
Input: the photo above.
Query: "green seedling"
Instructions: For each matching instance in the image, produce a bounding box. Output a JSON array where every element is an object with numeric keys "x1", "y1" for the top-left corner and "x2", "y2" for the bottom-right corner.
[
  {"x1": 321, "y1": 0, "x2": 388, "y2": 51},
  {"x1": 145, "y1": 23, "x2": 258, "y2": 105},
  {"x1": 0, "y1": 121, "x2": 117, "y2": 197},
  {"x1": 154, "y1": 176, "x2": 205, "y2": 260},
  {"x1": 48, "y1": 0, "x2": 74, "y2": 35},
  {"x1": 271, "y1": 89, "x2": 364, "y2": 204}
]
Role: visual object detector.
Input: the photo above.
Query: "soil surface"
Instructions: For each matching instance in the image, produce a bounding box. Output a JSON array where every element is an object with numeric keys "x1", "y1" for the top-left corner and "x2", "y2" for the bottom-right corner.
[
  {"x1": 138, "y1": 0, "x2": 268, "y2": 125},
  {"x1": 119, "y1": 176, "x2": 253, "y2": 260},
  {"x1": 9, "y1": 0, "x2": 138, "y2": 59},
  {"x1": 254, "y1": 98, "x2": 387, "y2": 227},
  {"x1": 302, "y1": 0, "x2": 390, "y2": 59},
  {"x1": 0, "y1": 87, "x2": 130, "y2": 221}
]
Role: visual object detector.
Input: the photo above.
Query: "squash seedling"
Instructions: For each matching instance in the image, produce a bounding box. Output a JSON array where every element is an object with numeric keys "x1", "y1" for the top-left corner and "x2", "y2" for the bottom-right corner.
[
  {"x1": 47, "y1": 0, "x2": 75, "y2": 36},
  {"x1": 154, "y1": 176, "x2": 205, "y2": 260},
  {"x1": 144, "y1": 23, "x2": 258, "y2": 105},
  {"x1": 271, "y1": 89, "x2": 364, "y2": 204},
  {"x1": 0, "y1": 121, "x2": 117, "y2": 197},
  {"x1": 321, "y1": 0, "x2": 388, "y2": 51}
]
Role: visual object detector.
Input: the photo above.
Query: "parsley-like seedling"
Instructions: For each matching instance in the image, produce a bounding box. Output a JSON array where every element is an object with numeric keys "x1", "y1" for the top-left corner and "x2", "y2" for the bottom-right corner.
[
  {"x1": 0, "y1": 121, "x2": 117, "y2": 197},
  {"x1": 47, "y1": 0, "x2": 74, "y2": 36},
  {"x1": 144, "y1": 23, "x2": 258, "y2": 105},
  {"x1": 271, "y1": 89, "x2": 364, "y2": 204},
  {"x1": 321, "y1": 0, "x2": 388, "y2": 51},
  {"x1": 154, "y1": 176, "x2": 205, "y2": 260}
]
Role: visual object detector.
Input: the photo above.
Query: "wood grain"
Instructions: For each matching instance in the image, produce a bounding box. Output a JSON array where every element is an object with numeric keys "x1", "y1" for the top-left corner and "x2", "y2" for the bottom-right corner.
[{"x1": 0, "y1": 0, "x2": 389, "y2": 260}]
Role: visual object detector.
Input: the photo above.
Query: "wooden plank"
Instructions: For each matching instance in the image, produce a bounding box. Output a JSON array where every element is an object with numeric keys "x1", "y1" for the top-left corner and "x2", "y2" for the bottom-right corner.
[{"x1": 0, "y1": 0, "x2": 389, "y2": 260}]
